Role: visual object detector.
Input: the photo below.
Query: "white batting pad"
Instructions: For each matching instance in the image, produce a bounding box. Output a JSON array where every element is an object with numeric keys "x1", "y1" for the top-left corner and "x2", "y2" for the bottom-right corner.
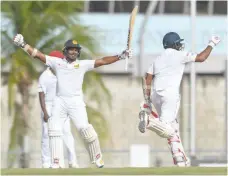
[
  {"x1": 168, "y1": 134, "x2": 189, "y2": 167},
  {"x1": 80, "y1": 124, "x2": 102, "y2": 163},
  {"x1": 146, "y1": 117, "x2": 176, "y2": 138},
  {"x1": 48, "y1": 118, "x2": 65, "y2": 168},
  {"x1": 167, "y1": 120, "x2": 189, "y2": 167}
]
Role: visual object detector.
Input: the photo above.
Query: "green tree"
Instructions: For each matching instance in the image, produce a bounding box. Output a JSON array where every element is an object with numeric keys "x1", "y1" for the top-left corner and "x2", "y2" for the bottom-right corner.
[{"x1": 1, "y1": 1, "x2": 111, "y2": 168}]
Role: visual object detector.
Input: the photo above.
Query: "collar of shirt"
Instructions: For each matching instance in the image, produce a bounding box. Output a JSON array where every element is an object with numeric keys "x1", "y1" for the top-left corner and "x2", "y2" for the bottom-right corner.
[
  {"x1": 63, "y1": 58, "x2": 80, "y2": 64},
  {"x1": 63, "y1": 59, "x2": 80, "y2": 69}
]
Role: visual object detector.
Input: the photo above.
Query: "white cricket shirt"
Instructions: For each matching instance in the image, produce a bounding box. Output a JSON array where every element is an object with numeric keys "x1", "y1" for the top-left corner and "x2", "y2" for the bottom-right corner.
[
  {"x1": 38, "y1": 67, "x2": 57, "y2": 102},
  {"x1": 45, "y1": 56, "x2": 95, "y2": 97},
  {"x1": 147, "y1": 48, "x2": 196, "y2": 92}
]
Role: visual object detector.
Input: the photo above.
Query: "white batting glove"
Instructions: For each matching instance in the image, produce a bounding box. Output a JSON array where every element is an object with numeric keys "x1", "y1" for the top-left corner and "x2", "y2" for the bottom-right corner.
[
  {"x1": 13, "y1": 34, "x2": 27, "y2": 48},
  {"x1": 118, "y1": 48, "x2": 133, "y2": 60},
  {"x1": 208, "y1": 35, "x2": 221, "y2": 48}
]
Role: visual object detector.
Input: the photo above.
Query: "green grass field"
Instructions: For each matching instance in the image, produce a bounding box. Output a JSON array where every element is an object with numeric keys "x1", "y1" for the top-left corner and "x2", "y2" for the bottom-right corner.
[{"x1": 1, "y1": 167, "x2": 227, "y2": 175}]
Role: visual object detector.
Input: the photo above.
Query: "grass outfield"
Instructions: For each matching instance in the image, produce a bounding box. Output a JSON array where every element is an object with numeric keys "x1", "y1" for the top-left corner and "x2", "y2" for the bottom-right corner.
[{"x1": 1, "y1": 167, "x2": 227, "y2": 175}]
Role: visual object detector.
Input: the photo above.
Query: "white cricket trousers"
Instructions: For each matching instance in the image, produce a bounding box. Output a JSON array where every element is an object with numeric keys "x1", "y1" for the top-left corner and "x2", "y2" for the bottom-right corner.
[
  {"x1": 41, "y1": 102, "x2": 77, "y2": 167},
  {"x1": 51, "y1": 96, "x2": 89, "y2": 130},
  {"x1": 151, "y1": 89, "x2": 180, "y2": 123}
]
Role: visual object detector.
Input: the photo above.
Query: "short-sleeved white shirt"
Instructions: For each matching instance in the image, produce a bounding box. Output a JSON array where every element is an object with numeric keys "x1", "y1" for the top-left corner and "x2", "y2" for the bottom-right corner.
[
  {"x1": 147, "y1": 48, "x2": 196, "y2": 92},
  {"x1": 38, "y1": 68, "x2": 57, "y2": 102},
  {"x1": 45, "y1": 56, "x2": 95, "y2": 97}
]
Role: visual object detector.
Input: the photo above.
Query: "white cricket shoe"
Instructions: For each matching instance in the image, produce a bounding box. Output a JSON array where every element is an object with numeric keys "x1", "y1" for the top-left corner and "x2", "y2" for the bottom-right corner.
[
  {"x1": 138, "y1": 111, "x2": 148, "y2": 133},
  {"x1": 95, "y1": 158, "x2": 104, "y2": 168},
  {"x1": 42, "y1": 163, "x2": 51, "y2": 168},
  {"x1": 50, "y1": 160, "x2": 65, "y2": 169},
  {"x1": 185, "y1": 157, "x2": 191, "y2": 167},
  {"x1": 176, "y1": 157, "x2": 191, "y2": 167},
  {"x1": 50, "y1": 163, "x2": 61, "y2": 168},
  {"x1": 69, "y1": 163, "x2": 79, "y2": 168},
  {"x1": 92, "y1": 154, "x2": 104, "y2": 168}
]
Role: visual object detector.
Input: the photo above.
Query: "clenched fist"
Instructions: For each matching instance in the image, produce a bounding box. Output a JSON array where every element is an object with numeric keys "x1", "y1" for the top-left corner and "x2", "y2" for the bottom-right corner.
[
  {"x1": 118, "y1": 48, "x2": 133, "y2": 60},
  {"x1": 208, "y1": 35, "x2": 221, "y2": 48},
  {"x1": 13, "y1": 34, "x2": 27, "y2": 48}
]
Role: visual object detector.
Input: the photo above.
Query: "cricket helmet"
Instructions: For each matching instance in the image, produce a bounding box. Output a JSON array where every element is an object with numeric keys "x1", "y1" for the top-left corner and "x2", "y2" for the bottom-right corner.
[
  {"x1": 62, "y1": 39, "x2": 81, "y2": 57},
  {"x1": 49, "y1": 50, "x2": 64, "y2": 58},
  {"x1": 163, "y1": 32, "x2": 184, "y2": 50}
]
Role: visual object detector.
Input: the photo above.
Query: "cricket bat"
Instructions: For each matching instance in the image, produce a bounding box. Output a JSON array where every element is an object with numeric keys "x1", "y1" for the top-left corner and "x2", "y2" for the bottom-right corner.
[{"x1": 125, "y1": 6, "x2": 138, "y2": 71}]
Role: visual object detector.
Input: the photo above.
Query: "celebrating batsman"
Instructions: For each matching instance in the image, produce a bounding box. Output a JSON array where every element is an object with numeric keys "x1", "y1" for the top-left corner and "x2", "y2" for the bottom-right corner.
[
  {"x1": 13, "y1": 34, "x2": 132, "y2": 168},
  {"x1": 138, "y1": 32, "x2": 221, "y2": 167},
  {"x1": 38, "y1": 51, "x2": 78, "y2": 168}
]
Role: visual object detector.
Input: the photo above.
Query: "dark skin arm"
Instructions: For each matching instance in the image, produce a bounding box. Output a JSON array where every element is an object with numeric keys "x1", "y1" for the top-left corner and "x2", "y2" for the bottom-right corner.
[
  {"x1": 24, "y1": 44, "x2": 46, "y2": 63},
  {"x1": 145, "y1": 73, "x2": 153, "y2": 98},
  {"x1": 39, "y1": 92, "x2": 49, "y2": 122},
  {"x1": 195, "y1": 46, "x2": 213, "y2": 62},
  {"x1": 94, "y1": 55, "x2": 120, "y2": 68}
]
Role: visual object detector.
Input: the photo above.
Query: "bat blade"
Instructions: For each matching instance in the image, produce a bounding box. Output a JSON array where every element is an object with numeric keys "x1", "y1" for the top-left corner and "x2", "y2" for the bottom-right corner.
[{"x1": 125, "y1": 6, "x2": 138, "y2": 71}]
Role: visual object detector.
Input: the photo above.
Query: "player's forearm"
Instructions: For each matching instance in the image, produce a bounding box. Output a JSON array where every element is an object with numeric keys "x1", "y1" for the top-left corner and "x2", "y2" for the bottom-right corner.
[
  {"x1": 101, "y1": 56, "x2": 120, "y2": 65},
  {"x1": 23, "y1": 44, "x2": 46, "y2": 63},
  {"x1": 146, "y1": 87, "x2": 151, "y2": 97},
  {"x1": 145, "y1": 73, "x2": 153, "y2": 97},
  {"x1": 195, "y1": 46, "x2": 213, "y2": 62},
  {"x1": 39, "y1": 93, "x2": 48, "y2": 115},
  {"x1": 94, "y1": 55, "x2": 120, "y2": 68}
]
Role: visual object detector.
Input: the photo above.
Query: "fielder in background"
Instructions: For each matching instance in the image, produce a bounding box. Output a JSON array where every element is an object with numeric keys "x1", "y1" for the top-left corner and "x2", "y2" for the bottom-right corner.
[
  {"x1": 13, "y1": 34, "x2": 132, "y2": 168},
  {"x1": 138, "y1": 32, "x2": 221, "y2": 167},
  {"x1": 38, "y1": 50, "x2": 79, "y2": 168}
]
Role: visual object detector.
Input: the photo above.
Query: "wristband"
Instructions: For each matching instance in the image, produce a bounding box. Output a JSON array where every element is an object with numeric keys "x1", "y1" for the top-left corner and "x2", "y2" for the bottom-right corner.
[
  {"x1": 31, "y1": 48, "x2": 38, "y2": 57},
  {"x1": 208, "y1": 41, "x2": 215, "y2": 48},
  {"x1": 22, "y1": 44, "x2": 29, "y2": 52}
]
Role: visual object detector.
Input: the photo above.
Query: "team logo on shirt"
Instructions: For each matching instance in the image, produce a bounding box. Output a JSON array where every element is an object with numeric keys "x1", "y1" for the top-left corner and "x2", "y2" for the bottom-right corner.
[{"x1": 74, "y1": 63, "x2": 80, "y2": 68}]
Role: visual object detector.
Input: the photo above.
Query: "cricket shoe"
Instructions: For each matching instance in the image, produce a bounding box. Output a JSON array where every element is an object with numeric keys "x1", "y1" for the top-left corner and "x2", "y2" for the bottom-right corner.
[
  {"x1": 138, "y1": 110, "x2": 149, "y2": 133},
  {"x1": 185, "y1": 157, "x2": 191, "y2": 167},
  {"x1": 50, "y1": 158, "x2": 64, "y2": 168},
  {"x1": 42, "y1": 163, "x2": 51, "y2": 168},
  {"x1": 50, "y1": 163, "x2": 61, "y2": 168},
  {"x1": 69, "y1": 163, "x2": 79, "y2": 168},
  {"x1": 176, "y1": 158, "x2": 190, "y2": 167},
  {"x1": 93, "y1": 154, "x2": 104, "y2": 168},
  {"x1": 174, "y1": 153, "x2": 190, "y2": 167}
]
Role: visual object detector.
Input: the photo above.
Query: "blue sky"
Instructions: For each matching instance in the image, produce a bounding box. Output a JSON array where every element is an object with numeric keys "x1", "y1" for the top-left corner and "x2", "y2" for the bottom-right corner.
[{"x1": 79, "y1": 13, "x2": 227, "y2": 55}]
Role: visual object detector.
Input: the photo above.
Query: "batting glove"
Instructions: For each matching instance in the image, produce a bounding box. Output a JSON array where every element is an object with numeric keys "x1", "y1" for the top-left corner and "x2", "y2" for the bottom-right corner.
[
  {"x1": 140, "y1": 101, "x2": 158, "y2": 119},
  {"x1": 13, "y1": 34, "x2": 27, "y2": 48},
  {"x1": 208, "y1": 35, "x2": 221, "y2": 48},
  {"x1": 140, "y1": 101, "x2": 149, "y2": 111},
  {"x1": 118, "y1": 48, "x2": 133, "y2": 60}
]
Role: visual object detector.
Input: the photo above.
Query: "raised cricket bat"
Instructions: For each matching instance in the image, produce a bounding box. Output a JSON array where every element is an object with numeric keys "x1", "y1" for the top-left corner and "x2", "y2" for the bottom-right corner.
[{"x1": 125, "y1": 6, "x2": 138, "y2": 71}]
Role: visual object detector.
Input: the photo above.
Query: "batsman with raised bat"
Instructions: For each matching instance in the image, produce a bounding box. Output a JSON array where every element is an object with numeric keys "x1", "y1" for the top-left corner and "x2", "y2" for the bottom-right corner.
[
  {"x1": 13, "y1": 33, "x2": 132, "y2": 168},
  {"x1": 138, "y1": 32, "x2": 221, "y2": 167}
]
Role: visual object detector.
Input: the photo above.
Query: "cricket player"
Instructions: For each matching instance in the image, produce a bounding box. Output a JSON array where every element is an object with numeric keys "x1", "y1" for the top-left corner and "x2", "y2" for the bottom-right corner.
[
  {"x1": 13, "y1": 34, "x2": 132, "y2": 168},
  {"x1": 138, "y1": 32, "x2": 221, "y2": 167},
  {"x1": 38, "y1": 50, "x2": 78, "y2": 168}
]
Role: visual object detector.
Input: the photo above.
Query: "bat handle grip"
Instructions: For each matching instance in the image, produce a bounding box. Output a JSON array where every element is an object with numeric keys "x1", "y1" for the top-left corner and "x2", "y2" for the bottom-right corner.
[
  {"x1": 125, "y1": 46, "x2": 130, "y2": 71},
  {"x1": 125, "y1": 57, "x2": 128, "y2": 71}
]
